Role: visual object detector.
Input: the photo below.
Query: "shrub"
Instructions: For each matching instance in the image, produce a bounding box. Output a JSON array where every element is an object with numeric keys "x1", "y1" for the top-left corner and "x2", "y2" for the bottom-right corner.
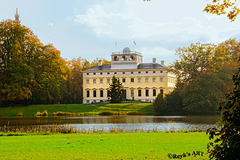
[
  {"x1": 99, "y1": 111, "x2": 114, "y2": 115},
  {"x1": 127, "y1": 111, "x2": 145, "y2": 115},
  {"x1": 17, "y1": 112, "x2": 23, "y2": 116},
  {"x1": 35, "y1": 110, "x2": 48, "y2": 117},
  {"x1": 153, "y1": 93, "x2": 164, "y2": 115},
  {"x1": 53, "y1": 111, "x2": 71, "y2": 116}
]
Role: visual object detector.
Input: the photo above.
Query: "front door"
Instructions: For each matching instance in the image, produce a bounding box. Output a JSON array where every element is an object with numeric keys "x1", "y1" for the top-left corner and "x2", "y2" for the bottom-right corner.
[{"x1": 122, "y1": 90, "x2": 127, "y2": 101}]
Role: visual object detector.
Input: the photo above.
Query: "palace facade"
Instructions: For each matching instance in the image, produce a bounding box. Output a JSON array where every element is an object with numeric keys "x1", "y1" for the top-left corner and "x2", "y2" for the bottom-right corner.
[{"x1": 82, "y1": 47, "x2": 176, "y2": 103}]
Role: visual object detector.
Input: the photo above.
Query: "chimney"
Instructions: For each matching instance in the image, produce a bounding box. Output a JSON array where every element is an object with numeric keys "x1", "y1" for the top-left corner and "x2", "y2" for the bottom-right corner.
[
  {"x1": 161, "y1": 60, "x2": 165, "y2": 66},
  {"x1": 153, "y1": 58, "x2": 156, "y2": 64}
]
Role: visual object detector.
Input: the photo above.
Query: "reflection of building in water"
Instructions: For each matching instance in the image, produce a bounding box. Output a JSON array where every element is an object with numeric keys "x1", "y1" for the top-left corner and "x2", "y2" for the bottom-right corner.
[
  {"x1": 82, "y1": 47, "x2": 176, "y2": 103},
  {"x1": 82, "y1": 117, "x2": 108, "y2": 124},
  {"x1": 81, "y1": 116, "x2": 155, "y2": 124}
]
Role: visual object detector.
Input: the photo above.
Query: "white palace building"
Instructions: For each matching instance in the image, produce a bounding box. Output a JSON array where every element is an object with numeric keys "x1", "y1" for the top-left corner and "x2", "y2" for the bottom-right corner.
[{"x1": 82, "y1": 47, "x2": 176, "y2": 104}]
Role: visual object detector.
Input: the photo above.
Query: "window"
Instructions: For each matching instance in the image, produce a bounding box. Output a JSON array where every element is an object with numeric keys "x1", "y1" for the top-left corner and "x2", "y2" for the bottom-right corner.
[
  {"x1": 107, "y1": 78, "x2": 110, "y2": 84},
  {"x1": 122, "y1": 78, "x2": 126, "y2": 83},
  {"x1": 145, "y1": 89, "x2": 149, "y2": 97},
  {"x1": 86, "y1": 100, "x2": 89, "y2": 103},
  {"x1": 123, "y1": 72, "x2": 125, "y2": 74},
  {"x1": 113, "y1": 56, "x2": 118, "y2": 61},
  {"x1": 93, "y1": 73, "x2": 96, "y2": 75},
  {"x1": 146, "y1": 71, "x2": 148, "y2": 73},
  {"x1": 138, "y1": 77, "x2": 141, "y2": 83},
  {"x1": 131, "y1": 72, "x2": 133, "y2": 74},
  {"x1": 130, "y1": 55, "x2": 135, "y2": 60},
  {"x1": 86, "y1": 79, "x2": 89, "y2": 84},
  {"x1": 100, "y1": 90, "x2": 104, "y2": 97},
  {"x1": 86, "y1": 90, "x2": 90, "y2": 97},
  {"x1": 138, "y1": 89, "x2": 142, "y2": 97},
  {"x1": 87, "y1": 73, "x2": 89, "y2": 75},
  {"x1": 160, "y1": 89, "x2": 164, "y2": 95},
  {"x1": 100, "y1": 72, "x2": 103, "y2": 75},
  {"x1": 152, "y1": 77, "x2": 156, "y2": 82},
  {"x1": 115, "y1": 72, "x2": 117, "y2": 74},
  {"x1": 93, "y1": 90, "x2": 97, "y2": 97},
  {"x1": 100, "y1": 79, "x2": 103, "y2": 83},
  {"x1": 153, "y1": 71, "x2": 155, "y2": 73},
  {"x1": 131, "y1": 90, "x2": 134, "y2": 97},
  {"x1": 107, "y1": 90, "x2": 110, "y2": 97},
  {"x1": 145, "y1": 77, "x2": 149, "y2": 82},
  {"x1": 153, "y1": 89, "x2": 156, "y2": 97},
  {"x1": 138, "y1": 71, "x2": 141, "y2": 74},
  {"x1": 160, "y1": 71, "x2": 163, "y2": 73},
  {"x1": 131, "y1": 78, "x2": 134, "y2": 83},
  {"x1": 160, "y1": 77, "x2": 164, "y2": 82},
  {"x1": 107, "y1": 72, "x2": 110, "y2": 74},
  {"x1": 93, "y1": 79, "x2": 96, "y2": 84}
]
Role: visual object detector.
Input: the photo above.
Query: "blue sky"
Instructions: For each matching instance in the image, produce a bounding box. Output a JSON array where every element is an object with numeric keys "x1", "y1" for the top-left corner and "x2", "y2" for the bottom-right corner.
[{"x1": 1, "y1": 0, "x2": 240, "y2": 65}]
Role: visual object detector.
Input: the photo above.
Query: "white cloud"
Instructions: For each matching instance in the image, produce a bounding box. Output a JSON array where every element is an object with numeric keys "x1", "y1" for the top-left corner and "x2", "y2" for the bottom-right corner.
[
  {"x1": 74, "y1": 5, "x2": 113, "y2": 37},
  {"x1": 73, "y1": 4, "x2": 186, "y2": 41},
  {"x1": 73, "y1": 2, "x2": 234, "y2": 45},
  {"x1": 72, "y1": 0, "x2": 240, "y2": 53},
  {"x1": 48, "y1": 23, "x2": 54, "y2": 26}
]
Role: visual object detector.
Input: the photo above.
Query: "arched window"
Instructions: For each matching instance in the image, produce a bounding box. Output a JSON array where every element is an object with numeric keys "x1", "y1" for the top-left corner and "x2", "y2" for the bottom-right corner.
[
  {"x1": 122, "y1": 56, "x2": 126, "y2": 61},
  {"x1": 113, "y1": 56, "x2": 118, "y2": 61},
  {"x1": 130, "y1": 55, "x2": 135, "y2": 61}
]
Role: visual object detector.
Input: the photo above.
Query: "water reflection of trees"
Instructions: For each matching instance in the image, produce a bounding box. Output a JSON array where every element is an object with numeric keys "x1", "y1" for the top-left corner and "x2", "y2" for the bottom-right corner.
[{"x1": 0, "y1": 116, "x2": 220, "y2": 127}]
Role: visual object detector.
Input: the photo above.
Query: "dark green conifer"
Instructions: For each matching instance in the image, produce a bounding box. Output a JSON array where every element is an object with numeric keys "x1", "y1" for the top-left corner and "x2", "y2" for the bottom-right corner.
[{"x1": 109, "y1": 76, "x2": 124, "y2": 103}]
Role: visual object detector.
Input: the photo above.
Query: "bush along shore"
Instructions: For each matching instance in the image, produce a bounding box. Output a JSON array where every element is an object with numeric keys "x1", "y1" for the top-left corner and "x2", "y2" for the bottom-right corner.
[{"x1": 0, "y1": 103, "x2": 153, "y2": 117}]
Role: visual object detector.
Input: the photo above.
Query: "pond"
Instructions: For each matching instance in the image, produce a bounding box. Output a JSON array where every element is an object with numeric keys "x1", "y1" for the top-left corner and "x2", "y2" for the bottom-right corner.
[{"x1": 0, "y1": 116, "x2": 220, "y2": 132}]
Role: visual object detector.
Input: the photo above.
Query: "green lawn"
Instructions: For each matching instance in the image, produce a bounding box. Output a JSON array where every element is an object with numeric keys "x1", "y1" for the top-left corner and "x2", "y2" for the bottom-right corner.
[
  {"x1": 0, "y1": 132, "x2": 210, "y2": 159},
  {"x1": 0, "y1": 103, "x2": 153, "y2": 117}
]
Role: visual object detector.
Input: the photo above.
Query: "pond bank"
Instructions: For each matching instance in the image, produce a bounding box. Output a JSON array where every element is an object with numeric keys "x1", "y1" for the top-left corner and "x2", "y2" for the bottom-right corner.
[{"x1": 0, "y1": 103, "x2": 153, "y2": 117}]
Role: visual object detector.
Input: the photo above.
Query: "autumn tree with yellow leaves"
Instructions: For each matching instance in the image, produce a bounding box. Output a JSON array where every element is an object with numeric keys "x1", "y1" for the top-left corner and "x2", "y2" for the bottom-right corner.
[
  {"x1": 0, "y1": 20, "x2": 67, "y2": 106},
  {"x1": 204, "y1": 0, "x2": 240, "y2": 21}
]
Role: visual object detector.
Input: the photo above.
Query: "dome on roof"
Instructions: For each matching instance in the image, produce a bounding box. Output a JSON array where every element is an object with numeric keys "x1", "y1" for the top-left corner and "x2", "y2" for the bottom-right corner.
[{"x1": 123, "y1": 47, "x2": 131, "y2": 53}]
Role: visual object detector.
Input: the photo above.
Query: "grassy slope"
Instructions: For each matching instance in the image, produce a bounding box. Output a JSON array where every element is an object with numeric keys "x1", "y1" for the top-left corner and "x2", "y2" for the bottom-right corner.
[
  {"x1": 0, "y1": 132, "x2": 209, "y2": 160},
  {"x1": 0, "y1": 103, "x2": 153, "y2": 117}
]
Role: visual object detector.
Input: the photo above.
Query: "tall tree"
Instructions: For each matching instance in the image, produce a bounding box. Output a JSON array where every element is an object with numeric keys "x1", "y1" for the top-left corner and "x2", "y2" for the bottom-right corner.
[
  {"x1": 207, "y1": 58, "x2": 240, "y2": 159},
  {"x1": 109, "y1": 76, "x2": 124, "y2": 103},
  {"x1": 167, "y1": 41, "x2": 239, "y2": 114},
  {"x1": 0, "y1": 20, "x2": 36, "y2": 105},
  {"x1": 0, "y1": 20, "x2": 67, "y2": 106},
  {"x1": 61, "y1": 57, "x2": 90, "y2": 104},
  {"x1": 30, "y1": 44, "x2": 67, "y2": 104}
]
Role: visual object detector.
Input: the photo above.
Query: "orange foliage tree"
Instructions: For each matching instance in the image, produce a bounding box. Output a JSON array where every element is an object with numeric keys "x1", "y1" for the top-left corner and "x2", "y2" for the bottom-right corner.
[
  {"x1": 204, "y1": 0, "x2": 240, "y2": 21},
  {"x1": 0, "y1": 20, "x2": 67, "y2": 106}
]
